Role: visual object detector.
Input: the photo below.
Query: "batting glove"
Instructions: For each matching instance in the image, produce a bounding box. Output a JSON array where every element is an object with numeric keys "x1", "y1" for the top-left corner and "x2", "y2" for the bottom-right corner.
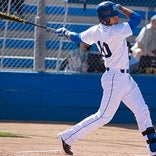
[
  {"x1": 114, "y1": 4, "x2": 120, "y2": 10},
  {"x1": 55, "y1": 27, "x2": 69, "y2": 37},
  {"x1": 113, "y1": 4, "x2": 122, "y2": 14}
]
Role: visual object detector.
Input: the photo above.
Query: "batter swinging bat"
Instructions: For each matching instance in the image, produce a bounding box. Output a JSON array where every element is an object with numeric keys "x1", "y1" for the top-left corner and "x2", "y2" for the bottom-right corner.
[{"x1": 0, "y1": 11, "x2": 56, "y2": 32}]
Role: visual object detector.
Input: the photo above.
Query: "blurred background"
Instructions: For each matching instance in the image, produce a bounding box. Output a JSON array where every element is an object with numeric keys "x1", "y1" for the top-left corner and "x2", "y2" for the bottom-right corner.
[{"x1": 0, "y1": 0, "x2": 156, "y2": 74}]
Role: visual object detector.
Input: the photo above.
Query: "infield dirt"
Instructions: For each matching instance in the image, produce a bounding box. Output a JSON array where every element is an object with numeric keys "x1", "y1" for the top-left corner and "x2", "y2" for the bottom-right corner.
[{"x1": 0, "y1": 122, "x2": 150, "y2": 156}]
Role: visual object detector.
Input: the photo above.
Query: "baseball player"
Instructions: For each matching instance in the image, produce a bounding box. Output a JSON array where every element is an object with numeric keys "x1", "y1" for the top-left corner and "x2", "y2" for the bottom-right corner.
[{"x1": 55, "y1": 1, "x2": 156, "y2": 155}]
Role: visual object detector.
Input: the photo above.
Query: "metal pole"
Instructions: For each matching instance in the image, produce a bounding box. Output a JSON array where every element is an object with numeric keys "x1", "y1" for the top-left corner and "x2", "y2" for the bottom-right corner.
[
  {"x1": 33, "y1": 0, "x2": 46, "y2": 72},
  {"x1": 144, "y1": 7, "x2": 149, "y2": 55},
  {"x1": 0, "y1": 0, "x2": 12, "y2": 69},
  {"x1": 55, "y1": 0, "x2": 68, "y2": 72}
]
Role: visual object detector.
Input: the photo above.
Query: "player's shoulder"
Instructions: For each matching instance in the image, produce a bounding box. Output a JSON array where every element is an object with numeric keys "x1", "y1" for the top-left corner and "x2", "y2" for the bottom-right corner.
[
  {"x1": 81, "y1": 24, "x2": 100, "y2": 35},
  {"x1": 111, "y1": 22, "x2": 131, "y2": 31},
  {"x1": 113, "y1": 22, "x2": 130, "y2": 28},
  {"x1": 87, "y1": 24, "x2": 99, "y2": 31}
]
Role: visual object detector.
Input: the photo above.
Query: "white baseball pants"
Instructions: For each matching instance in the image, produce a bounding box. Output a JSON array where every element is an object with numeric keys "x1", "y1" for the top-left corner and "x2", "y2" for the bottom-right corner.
[{"x1": 59, "y1": 69, "x2": 153, "y2": 146}]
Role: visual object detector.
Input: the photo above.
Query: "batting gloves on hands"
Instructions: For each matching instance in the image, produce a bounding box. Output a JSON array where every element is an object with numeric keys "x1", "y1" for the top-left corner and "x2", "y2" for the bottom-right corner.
[
  {"x1": 55, "y1": 27, "x2": 69, "y2": 38},
  {"x1": 114, "y1": 4, "x2": 120, "y2": 10},
  {"x1": 113, "y1": 3, "x2": 122, "y2": 14},
  {"x1": 112, "y1": 3, "x2": 120, "y2": 11}
]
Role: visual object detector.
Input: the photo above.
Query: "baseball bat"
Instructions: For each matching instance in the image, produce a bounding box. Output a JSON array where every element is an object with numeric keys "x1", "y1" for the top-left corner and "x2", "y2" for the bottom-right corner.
[{"x1": 0, "y1": 11, "x2": 56, "y2": 32}]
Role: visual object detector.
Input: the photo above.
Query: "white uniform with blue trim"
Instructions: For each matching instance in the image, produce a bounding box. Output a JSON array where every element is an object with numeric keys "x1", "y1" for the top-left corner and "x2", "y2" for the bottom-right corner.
[{"x1": 59, "y1": 22, "x2": 153, "y2": 147}]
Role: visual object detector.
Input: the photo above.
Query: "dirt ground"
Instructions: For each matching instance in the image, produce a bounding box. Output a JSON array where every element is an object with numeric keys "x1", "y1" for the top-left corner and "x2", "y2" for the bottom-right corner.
[{"x1": 0, "y1": 122, "x2": 151, "y2": 156}]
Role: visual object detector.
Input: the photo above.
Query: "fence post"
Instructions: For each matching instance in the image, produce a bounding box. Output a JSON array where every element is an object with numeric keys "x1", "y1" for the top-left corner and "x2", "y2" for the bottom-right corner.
[
  {"x1": 144, "y1": 6, "x2": 149, "y2": 56},
  {"x1": 33, "y1": 0, "x2": 46, "y2": 72},
  {"x1": 0, "y1": 0, "x2": 12, "y2": 69}
]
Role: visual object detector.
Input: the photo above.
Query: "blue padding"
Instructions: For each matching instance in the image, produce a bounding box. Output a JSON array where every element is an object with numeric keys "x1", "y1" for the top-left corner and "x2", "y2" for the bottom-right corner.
[
  {"x1": 0, "y1": 38, "x2": 98, "y2": 51},
  {"x1": 46, "y1": 23, "x2": 63, "y2": 29},
  {"x1": 0, "y1": 4, "x2": 155, "y2": 38},
  {"x1": 22, "y1": 4, "x2": 37, "y2": 14},
  {"x1": 68, "y1": 7, "x2": 96, "y2": 16},
  {"x1": 0, "y1": 21, "x2": 91, "y2": 32},
  {"x1": 0, "y1": 58, "x2": 33, "y2": 68},
  {"x1": 66, "y1": 24, "x2": 91, "y2": 32},
  {"x1": 0, "y1": 20, "x2": 141, "y2": 36},
  {"x1": 0, "y1": 21, "x2": 34, "y2": 31},
  {"x1": 0, "y1": 57, "x2": 62, "y2": 69},
  {"x1": 68, "y1": 0, "x2": 156, "y2": 7},
  {"x1": 2, "y1": 36, "x2": 144, "y2": 51},
  {"x1": 47, "y1": 23, "x2": 91, "y2": 32},
  {"x1": 20, "y1": 4, "x2": 156, "y2": 19},
  {"x1": 45, "y1": 59, "x2": 62, "y2": 69},
  {"x1": 45, "y1": 6, "x2": 65, "y2": 15},
  {"x1": 0, "y1": 38, "x2": 78, "y2": 50},
  {"x1": 0, "y1": 21, "x2": 5, "y2": 30},
  {"x1": 8, "y1": 22, "x2": 34, "y2": 31},
  {"x1": 46, "y1": 40, "x2": 78, "y2": 50},
  {"x1": 0, "y1": 71, "x2": 156, "y2": 123},
  {"x1": 0, "y1": 38, "x2": 34, "y2": 48}
]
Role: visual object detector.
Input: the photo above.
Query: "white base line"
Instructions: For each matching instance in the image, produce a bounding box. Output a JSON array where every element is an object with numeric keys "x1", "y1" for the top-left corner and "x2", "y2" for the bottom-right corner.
[
  {"x1": 133, "y1": 155, "x2": 147, "y2": 156},
  {"x1": 16, "y1": 151, "x2": 147, "y2": 156},
  {"x1": 16, "y1": 149, "x2": 61, "y2": 154}
]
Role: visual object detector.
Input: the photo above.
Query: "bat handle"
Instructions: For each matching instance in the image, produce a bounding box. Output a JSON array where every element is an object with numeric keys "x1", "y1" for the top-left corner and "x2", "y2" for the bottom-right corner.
[{"x1": 46, "y1": 27, "x2": 56, "y2": 33}]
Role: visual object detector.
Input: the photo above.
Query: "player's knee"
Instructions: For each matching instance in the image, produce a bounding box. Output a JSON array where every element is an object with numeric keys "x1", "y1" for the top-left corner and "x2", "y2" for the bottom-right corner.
[
  {"x1": 96, "y1": 110, "x2": 113, "y2": 124},
  {"x1": 142, "y1": 127, "x2": 156, "y2": 152},
  {"x1": 101, "y1": 115, "x2": 113, "y2": 125}
]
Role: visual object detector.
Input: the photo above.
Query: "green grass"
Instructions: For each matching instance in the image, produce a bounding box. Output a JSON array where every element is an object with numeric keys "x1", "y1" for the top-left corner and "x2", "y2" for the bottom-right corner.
[{"x1": 0, "y1": 132, "x2": 25, "y2": 138}]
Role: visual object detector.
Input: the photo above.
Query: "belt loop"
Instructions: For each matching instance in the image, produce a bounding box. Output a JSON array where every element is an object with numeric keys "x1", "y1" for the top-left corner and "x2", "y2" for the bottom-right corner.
[
  {"x1": 106, "y1": 67, "x2": 109, "y2": 71},
  {"x1": 120, "y1": 69, "x2": 129, "y2": 73}
]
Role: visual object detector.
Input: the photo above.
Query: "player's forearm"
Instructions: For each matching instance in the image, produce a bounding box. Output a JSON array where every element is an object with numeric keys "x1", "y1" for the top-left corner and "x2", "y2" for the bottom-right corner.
[
  {"x1": 119, "y1": 5, "x2": 142, "y2": 29},
  {"x1": 118, "y1": 5, "x2": 133, "y2": 18},
  {"x1": 67, "y1": 32, "x2": 82, "y2": 43},
  {"x1": 55, "y1": 27, "x2": 82, "y2": 43}
]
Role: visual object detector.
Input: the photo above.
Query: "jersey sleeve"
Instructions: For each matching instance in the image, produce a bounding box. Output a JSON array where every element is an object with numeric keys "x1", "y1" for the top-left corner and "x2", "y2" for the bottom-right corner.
[
  {"x1": 115, "y1": 22, "x2": 133, "y2": 39},
  {"x1": 79, "y1": 27, "x2": 95, "y2": 45}
]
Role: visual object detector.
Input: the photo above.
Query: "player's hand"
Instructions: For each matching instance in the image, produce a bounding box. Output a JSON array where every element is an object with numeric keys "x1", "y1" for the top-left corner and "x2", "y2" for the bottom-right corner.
[
  {"x1": 55, "y1": 27, "x2": 69, "y2": 37},
  {"x1": 113, "y1": 3, "x2": 120, "y2": 11},
  {"x1": 113, "y1": 3, "x2": 122, "y2": 14},
  {"x1": 115, "y1": 4, "x2": 120, "y2": 9}
]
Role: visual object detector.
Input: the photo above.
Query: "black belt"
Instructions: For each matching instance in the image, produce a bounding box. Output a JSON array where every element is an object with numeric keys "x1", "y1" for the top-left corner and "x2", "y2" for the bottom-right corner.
[{"x1": 106, "y1": 68, "x2": 129, "y2": 73}]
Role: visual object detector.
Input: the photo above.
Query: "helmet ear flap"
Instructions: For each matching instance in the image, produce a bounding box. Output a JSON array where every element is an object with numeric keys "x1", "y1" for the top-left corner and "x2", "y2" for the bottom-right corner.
[{"x1": 99, "y1": 17, "x2": 110, "y2": 25}]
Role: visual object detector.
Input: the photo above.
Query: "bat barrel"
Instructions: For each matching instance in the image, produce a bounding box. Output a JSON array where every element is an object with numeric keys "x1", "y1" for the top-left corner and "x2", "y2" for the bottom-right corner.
[{"x1": 0, "y1": 11, "x2": 24, "y2": 23}]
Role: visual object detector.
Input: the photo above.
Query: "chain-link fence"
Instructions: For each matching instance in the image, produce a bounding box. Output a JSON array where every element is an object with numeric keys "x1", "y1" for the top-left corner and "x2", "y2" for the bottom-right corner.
[{"x1": 0, "y1": 0, "x2": 156, "y2": 74}]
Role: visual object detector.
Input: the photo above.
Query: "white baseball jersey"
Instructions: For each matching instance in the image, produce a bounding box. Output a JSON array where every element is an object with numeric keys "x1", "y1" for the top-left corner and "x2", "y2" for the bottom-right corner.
[{"x1": 80, "y1": 22, "x2": 132, "y2": 69}]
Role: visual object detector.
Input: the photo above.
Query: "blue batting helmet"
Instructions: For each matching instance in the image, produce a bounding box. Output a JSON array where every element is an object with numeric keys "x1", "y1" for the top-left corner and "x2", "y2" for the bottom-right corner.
[{"x1": 96, "y1": 1, "x2": 120, "y2": 25}]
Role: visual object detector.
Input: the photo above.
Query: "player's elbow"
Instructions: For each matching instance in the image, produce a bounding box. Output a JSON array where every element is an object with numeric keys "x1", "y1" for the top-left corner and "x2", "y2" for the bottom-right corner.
[{"x1": 135, "y1": 13, "x2": 142, "y2": 26}]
